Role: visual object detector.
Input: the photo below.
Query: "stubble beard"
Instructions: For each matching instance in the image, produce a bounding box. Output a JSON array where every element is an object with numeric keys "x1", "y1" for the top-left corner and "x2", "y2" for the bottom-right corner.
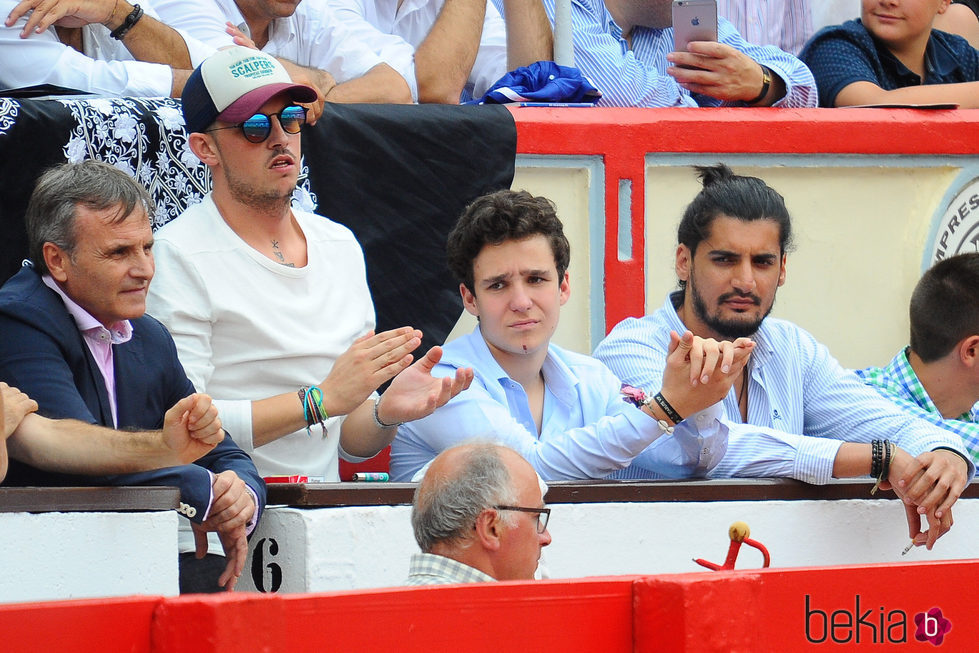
[
  {"x1": 688, "y1": 280, "x2": 772, "y2": 340},
  {"x1": 225, "y1": 174, "x2": 294, "y2": 216}
]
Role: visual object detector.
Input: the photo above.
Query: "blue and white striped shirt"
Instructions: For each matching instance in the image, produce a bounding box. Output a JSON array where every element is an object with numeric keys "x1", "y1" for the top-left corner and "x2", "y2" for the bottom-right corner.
[
  {"x1": 539, "y1": 0, "x2": 817, "y2": 107},
  {"x1": 594, "y1": 293, "x2": 974, "y2": 483},
  {"x1": 718, "y1": 0, "x2": 813, "y2": 55}
]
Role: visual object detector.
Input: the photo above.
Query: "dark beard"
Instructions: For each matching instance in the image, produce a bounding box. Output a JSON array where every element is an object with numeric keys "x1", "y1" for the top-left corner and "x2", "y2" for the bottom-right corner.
[{"x1": 689, "y1": 283, "x2": 772, "y2": 339}]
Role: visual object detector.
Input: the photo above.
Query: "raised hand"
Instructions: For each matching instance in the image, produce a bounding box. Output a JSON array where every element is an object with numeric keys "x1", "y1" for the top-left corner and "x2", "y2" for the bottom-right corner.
[
  {"x1": 375, "y1": 346, "x2": 474, "y2": 425},
  {"x1": 660, "y1": 330, "x2": 754, "y2": 419},
  {"x1": 6, "y1": 0, "x2": 119, "y2": 37},
  {"x1": 225, "y1": 21, "x2": 256, "y2": 49},
  {"x1": 320, "y1": 327, "x2": 422, "y2": 417},
  {"x1": 667, "y1": 42, "x2": 779, "y2": 104}
]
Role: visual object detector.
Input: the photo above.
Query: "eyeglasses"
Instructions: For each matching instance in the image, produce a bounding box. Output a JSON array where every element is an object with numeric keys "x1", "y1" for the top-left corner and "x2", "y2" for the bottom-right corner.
[
  {"x1": 494, "y1": 505, "x2": 550, "y2": 533},
  {"x1": 206, "y1": 105, "x2": 307, "y2": 143}
]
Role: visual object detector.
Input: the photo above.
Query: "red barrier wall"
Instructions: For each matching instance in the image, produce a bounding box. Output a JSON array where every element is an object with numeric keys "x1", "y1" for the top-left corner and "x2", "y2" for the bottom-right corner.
[
  {"x1": 0, "y1": 595, "x2": 160, "y2": 653},
  {"x1": 634, "y1": 559, "x2": 979, "y2": 652},
  {"x1": 4, "y1": 560, "x2": 976, "y2": 652}
]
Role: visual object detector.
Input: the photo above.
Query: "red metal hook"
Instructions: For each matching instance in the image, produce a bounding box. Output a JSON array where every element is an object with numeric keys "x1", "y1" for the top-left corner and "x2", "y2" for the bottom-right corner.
[{"x1": 694, "y1": 521, "x2": 771, "y2": 571}]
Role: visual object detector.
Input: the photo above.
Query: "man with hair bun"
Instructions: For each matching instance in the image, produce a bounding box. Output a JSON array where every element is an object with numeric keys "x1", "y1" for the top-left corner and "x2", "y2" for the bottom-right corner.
[
  {"x1": 595, "y1": 163, "x2": 973, "y2": 551},
  {"x1": 857, "y1": 253, "x2": 979, "y2": 468},
  {"x1": 407, "y1": 441, "x2": 550, "y2": 584}
]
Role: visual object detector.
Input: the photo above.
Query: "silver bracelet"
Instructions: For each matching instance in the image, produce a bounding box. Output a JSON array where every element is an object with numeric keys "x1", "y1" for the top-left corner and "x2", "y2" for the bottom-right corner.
[{"x1": 372, "y1": 396, "x2": 404, "y2": 429}]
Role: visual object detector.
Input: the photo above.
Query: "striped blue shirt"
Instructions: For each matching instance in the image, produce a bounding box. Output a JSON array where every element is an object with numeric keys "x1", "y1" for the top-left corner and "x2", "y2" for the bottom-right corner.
[
  {"x1": 539, "y1": 0, "x2": 817, "y2": 107},
  {"x1": 718, "y1": 0, "x2": 813, "y2": 55},
  {"x1": 594, "y1": 293, "x2": 974, "y2": 484}
]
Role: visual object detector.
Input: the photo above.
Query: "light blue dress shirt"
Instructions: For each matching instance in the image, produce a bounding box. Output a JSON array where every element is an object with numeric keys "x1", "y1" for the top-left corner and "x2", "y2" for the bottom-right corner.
[
  {"x1": 390, "y1": 326, "x2": 728, "y2": 481},
  {"x1": 594, "y1": 293, "x2": 975, "y2": 484},
  {"x1": 537, "y1": 0, "x2": 817, "y2": 107}
]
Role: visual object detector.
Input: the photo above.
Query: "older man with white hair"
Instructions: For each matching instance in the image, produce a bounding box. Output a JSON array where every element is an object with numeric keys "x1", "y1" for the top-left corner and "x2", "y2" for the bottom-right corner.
[{"x1": 407, "y1": 442, "x2": 551, "y2": 585}]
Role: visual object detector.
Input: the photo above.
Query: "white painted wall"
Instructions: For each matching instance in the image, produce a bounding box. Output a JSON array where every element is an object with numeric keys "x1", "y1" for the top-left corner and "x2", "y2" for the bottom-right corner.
[
  {"x1": 0, "y1": 511, "x2": 179, "y2": 604},
  {"x1": 237, "y1": 498, "x2": 979, "y2": 594}
]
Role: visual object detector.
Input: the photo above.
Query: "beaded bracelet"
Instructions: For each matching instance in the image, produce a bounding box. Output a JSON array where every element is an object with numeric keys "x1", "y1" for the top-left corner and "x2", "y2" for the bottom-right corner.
[
  {"x1": 870, "y1": 439, "x2": 892, "y2": 495},
  {"x1": 621, "y1": 385, "x2": 675, "y2": 435}
]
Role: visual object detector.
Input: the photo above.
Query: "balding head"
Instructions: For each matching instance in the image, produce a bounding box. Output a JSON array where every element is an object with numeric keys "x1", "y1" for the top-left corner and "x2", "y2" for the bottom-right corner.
[{"x1": 411, "y1": 443, "x2": 550, "y2": 580}]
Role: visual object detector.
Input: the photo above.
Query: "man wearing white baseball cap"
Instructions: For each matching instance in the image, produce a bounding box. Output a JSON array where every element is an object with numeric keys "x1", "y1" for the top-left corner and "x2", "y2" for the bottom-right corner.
[{"x1": 148, "y1": 47, "x2": 472, "y2": 484}]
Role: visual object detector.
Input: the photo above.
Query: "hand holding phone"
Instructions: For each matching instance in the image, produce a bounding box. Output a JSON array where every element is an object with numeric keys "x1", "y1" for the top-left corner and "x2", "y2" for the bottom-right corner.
[{"x1": 672, "y1": 0, "x2": 718, "y2": 53}]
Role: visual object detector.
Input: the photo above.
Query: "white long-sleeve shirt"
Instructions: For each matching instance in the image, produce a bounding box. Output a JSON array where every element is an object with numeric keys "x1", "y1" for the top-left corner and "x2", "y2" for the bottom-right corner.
[
  {"x1": 0, "y1": 0, "x2": 213, "y2": 95},
  {"x1": 326, "y1": 0, "x2": 508, "y2": 102},
  {"x1": 153, "y1": 0, "x2": 399, "y2": 88}
]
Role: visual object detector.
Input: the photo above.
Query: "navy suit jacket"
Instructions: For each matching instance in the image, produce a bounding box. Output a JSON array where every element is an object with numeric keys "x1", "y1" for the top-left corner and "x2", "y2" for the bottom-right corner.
[{"x1": 0, "y1": 264, "x2": 266, "y2": 522}]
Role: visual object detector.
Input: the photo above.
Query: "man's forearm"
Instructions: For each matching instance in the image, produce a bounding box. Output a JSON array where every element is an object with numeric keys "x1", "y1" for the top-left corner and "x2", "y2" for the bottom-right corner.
[
  {"x1": 277, "y1": 58, "x2": 336, "y2": 97},
  {"x1": 325, "y1": 64, "x2": 412, "y2": 104},
  {"x1": 414, "y1": 0, "x2": 485, "y2": 103},
  {"x1": 501, "y1": 0, "x2": 552, "y2": 69},
  {"x1": 7, "y1": 414, "x2": 183, "y2": 474},
  {"x1": 107, "y1": 1, "x2": 192, "y2": 69},
  {"x1": 831, "y1": 442, "x2": 872, "y2": 478},
  {"x1": 339, "y1": 399, "x2": 395, "y2": 458},
  {"x1": 170, "y1": 68, "x2": 192, "y2": 97},
  {"x1": 835, "y1": 80, "x2": 979, "y2": 109}
]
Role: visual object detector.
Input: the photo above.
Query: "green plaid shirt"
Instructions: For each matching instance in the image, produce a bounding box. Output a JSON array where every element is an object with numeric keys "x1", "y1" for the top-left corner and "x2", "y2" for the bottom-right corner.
[
  {"x1": 856, "y1": 348, "x2": 979, "y2": 467},
  {"x1": 405, "y1": 553, "x2": 496, "y2": 586}
]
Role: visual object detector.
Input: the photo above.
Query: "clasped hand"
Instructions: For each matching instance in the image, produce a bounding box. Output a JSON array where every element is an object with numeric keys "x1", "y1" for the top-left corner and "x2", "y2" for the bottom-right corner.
[
  {"x1": 659, "y1": 330, "x2": 754, "y2": 419},
  {"x1": 192, "y1": 469, "x2": 256, "y2": 590},
  {"x1": 884, "y1": 447, "x2": 968, "y2": 550}
]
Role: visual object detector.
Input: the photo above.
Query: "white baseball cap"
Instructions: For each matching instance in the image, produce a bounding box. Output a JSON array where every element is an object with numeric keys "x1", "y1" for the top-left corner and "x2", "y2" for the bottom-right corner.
[{"x1": 182, "y1": 47, "x2": 317, "y2": 134}]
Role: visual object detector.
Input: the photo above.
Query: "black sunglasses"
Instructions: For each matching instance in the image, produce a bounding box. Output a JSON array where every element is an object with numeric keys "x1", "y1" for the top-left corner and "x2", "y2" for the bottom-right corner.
[{"x1": 206, "y1": 105, "x2": 307, "y2": 143}]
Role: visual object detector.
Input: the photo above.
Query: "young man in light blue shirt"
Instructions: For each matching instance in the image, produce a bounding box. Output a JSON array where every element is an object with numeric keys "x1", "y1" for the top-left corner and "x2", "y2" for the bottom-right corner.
[{"x1": 390, "y1": 189, "x2": 753, "y2": 481}]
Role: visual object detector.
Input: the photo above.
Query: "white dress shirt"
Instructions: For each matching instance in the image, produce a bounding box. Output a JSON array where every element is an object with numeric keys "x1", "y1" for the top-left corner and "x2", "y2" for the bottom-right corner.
[
  {"x1": 326, "y1": 0, "x2": 508, "y2": 101},
  {"x1": 153, "y1": 0, "x2": 393, "y2": 86},
  {"x1": 0, "y1": 0, "x2": 212, "y2": 95}
]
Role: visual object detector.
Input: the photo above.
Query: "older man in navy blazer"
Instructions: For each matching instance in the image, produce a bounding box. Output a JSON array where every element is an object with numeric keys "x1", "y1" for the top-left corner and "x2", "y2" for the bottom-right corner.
[{"x1": 0, "y1": 160, "x2": 265, "y2": 593}]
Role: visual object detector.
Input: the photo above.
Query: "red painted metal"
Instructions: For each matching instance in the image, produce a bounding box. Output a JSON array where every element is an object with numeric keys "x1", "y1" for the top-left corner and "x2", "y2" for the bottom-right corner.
[
  {"x1": 3, "y1": 560, "x2": 978, "y2": 652},
  {"x1": 0, "y1": 595, "x2": 159, "y2": 653},
  {"x1": 150, "y1": 577, "x2": 636, "y2": 653},
  {"x1": 633, "y1": 559, "x2": 979, "y2": 652}
]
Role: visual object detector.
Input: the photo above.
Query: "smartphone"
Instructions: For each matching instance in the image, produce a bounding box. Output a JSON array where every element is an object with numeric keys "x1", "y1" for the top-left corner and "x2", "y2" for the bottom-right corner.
[{"x1": 672, "y1": 0, "x2": 718, "y2": 52}]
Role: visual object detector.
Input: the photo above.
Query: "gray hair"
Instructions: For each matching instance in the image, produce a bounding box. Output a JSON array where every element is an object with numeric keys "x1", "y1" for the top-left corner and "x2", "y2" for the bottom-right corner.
[
  {"x1": 411, "y1": 443, "x2": 519, "y2": 552},
  {"x1": 26, "y1": 161, "x2": 154, "y2": 275}
]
